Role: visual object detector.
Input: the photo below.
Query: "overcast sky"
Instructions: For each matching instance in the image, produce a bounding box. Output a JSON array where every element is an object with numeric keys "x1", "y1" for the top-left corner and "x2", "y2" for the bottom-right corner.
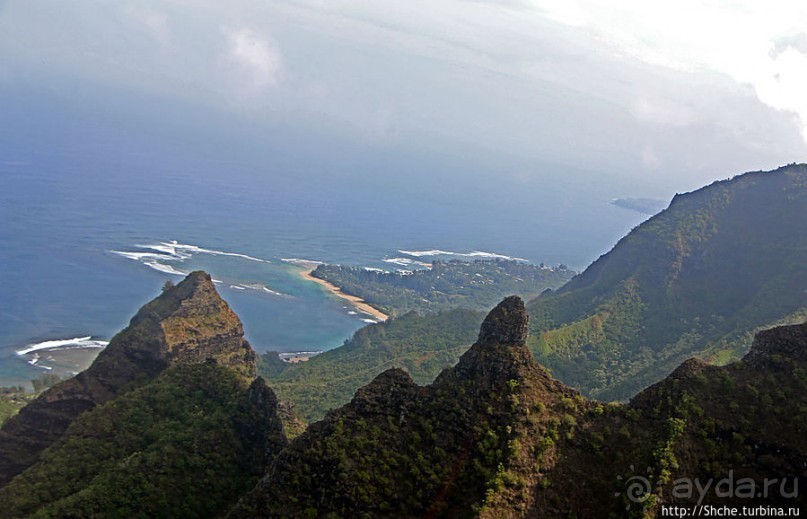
[{"x1": 1, "y1": 0, "x2": 806, "y2": 194}]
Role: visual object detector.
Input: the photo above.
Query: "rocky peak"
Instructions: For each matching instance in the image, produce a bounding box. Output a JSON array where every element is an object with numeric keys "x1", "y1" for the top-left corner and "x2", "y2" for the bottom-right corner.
[
  {"x1": 0, "y1": 271, "x2": 256, "y2": 487},
  {"x1": 446, "y1": 296, "x2": 535, "y2": 386},
  {"x1": 90, "y1": 270, "x2": 256, "y2": 384},
  {"x1": 350, "y1": 368, "x2": 419, "y2": 416},
  {"x1": 743, "y1": 321, "x2": 807, "y2": 366},
  {"x1": 476, "y1": 295, "x2": 529, "y2": 345}
]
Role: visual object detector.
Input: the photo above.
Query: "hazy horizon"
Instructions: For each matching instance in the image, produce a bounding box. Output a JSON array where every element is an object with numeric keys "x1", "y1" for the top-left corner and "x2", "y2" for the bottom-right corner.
[
  {"x1": 2, "y1": 1, "x2": 806, "y2": 197},
  {"x1": 2, "y1": 1, "x2": 807, "y2": 383}
]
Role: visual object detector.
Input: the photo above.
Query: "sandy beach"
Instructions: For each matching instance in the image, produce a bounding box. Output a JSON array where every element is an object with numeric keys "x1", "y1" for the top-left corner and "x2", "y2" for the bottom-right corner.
[{"x1": 298, "y1": 267, "x2": 389, "y2": 322}]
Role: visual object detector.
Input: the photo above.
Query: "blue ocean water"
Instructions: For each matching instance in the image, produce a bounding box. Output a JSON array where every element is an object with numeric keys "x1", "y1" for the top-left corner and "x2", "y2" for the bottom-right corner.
[{"x1": 0, "y1": 89, "x2": 652, "y2": 386}]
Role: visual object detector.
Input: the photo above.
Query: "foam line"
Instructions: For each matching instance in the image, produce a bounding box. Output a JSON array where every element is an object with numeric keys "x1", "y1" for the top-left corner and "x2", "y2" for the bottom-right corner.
[
  {"x1": 398, "y1": 249, "x2": 526, "y2": 261},
  {"x1": 17, "y1": 337, "x2": 109, "y2": 356}
]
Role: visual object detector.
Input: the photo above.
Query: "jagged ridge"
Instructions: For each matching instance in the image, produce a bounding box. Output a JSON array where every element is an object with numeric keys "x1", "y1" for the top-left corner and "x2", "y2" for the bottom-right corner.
[
  {"x1": 232, "y1": 299, "x2": 806, "y2": 517},
  {"x1": 0, "y1": 364, "x2": 288, "y2": 518},
  {"x1": 0, "y1": 271, "x2": 256, "y2": 486},
  {"x1": 229, "y1": 297, "x2": 580, "y2": 517},
  {"x1": 527, "y1": 164, "x2": 807, "y2": 400}
]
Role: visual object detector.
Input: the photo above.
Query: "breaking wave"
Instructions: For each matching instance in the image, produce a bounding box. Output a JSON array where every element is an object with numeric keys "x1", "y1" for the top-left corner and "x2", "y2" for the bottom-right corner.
[
  {"x1": 229, "y1": 283, "x2": 285, "y2": 296},
  {"x1": 111, "y1": 240, "x2": 270, "y2": 277},
  {"x1": 382, "y1": 257, "x2": 431, "y2": 268},
  {"x1": 398, "y1": 249, "x2": 526, "y2": 261},
  {"x1": 17, "y1": 336, "x2": 109, "y2": 356}
]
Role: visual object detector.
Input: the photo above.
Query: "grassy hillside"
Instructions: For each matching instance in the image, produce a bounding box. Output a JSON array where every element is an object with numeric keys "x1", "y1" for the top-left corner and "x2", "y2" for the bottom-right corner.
[
  {"x1": 233, "y1": 300, "x2": 807, "y2": 517},
  {"x1": 527, "y1": 164, "x2": 807, "y2": 400},
  {"x1": 260, "y1": 308, "x2": 484, "y2": 423},
  {"x1": 0, "y1": 364, "x2": 286, "y2": 518},
  {"x1": 0, "y1": 390, "x2": 30, "y2": 426}
]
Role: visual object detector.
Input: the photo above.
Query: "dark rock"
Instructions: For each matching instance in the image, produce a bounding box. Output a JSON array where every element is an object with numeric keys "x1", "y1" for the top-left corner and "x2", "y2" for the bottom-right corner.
[
  {"x1": 743, "y1": 321, "x2": 807, "y2": 365},
  {"x1": 0, "y1": 271, "x2": 258, "y2": 487},
  {"x1": 476, "y1": 295, "x2": 529, "y2": 345}
]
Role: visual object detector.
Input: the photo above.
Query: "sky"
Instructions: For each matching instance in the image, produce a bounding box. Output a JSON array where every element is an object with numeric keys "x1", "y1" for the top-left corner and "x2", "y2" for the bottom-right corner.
[{"x1": 1, "y1": 0, "x2": 806, "y2": 194}]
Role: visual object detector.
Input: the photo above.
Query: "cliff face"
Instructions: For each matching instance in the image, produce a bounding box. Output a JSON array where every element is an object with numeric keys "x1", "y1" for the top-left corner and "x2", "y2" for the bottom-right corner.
[
  {"x1": 527, "y1": 164, "x2": 807, "y2": 401},
  {"x1": 480, "y1": 323, "x2": 807, "y2": 517},
  {"x1": 231, "y1": 298, "x2": 805, "y2": 517},
  {"x1": 0, "y1": 364, "x2": 288, "y2": 518},
  {"x1": 229, "y1": 297, "x2": 579, "y2": 518},
  {"x1": 2, "y1": 284, "x2": 804, "y2": 516},
  {"x1": 0, "y1": 271, "x2": 256, "y2": 486}
]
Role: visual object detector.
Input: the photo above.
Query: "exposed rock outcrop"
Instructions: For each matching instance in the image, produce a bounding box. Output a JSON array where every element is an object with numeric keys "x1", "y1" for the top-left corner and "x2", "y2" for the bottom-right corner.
[
  {"x1": 229, "y1": 297, "x2": 579, "y2": 517},
  {"x1": 743, "y1": 321, "x2": 807, "y2": 366},
  {"x1": 0, "y1": 271, "x2": 256, "y2": 486},
  {"x1": 231, "y1": 297, "x2": 806, "y2": 517}
]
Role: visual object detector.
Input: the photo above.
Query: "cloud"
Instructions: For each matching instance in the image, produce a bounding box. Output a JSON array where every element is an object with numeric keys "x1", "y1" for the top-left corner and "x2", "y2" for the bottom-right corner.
[
  {"x1": 124, "y1": 5, "x2": 172, "y2": 48},
  {"x1": 0, "y1": 0, "x2": 803, "y2": 186},
  {"x1": 631, "y1": 96, "x2": 698, "y2": 128},
  {"x1": 530, "y1": 0, "x2": 807, "y2": 140},
  {"x1": 224, "y1": 27, "x2": 282, "y2": 90},
  {"x1": 756, "y1": 45, "x2": 807, "y2": 140}
]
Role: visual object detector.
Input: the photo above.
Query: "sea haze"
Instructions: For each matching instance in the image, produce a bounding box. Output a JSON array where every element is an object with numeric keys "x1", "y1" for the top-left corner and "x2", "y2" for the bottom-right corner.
[{"x1": 0, "y1": 85, "x2": 651, "y2": 385}]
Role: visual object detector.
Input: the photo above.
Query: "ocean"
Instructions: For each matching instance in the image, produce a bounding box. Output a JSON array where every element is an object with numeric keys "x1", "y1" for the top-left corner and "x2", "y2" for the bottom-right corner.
[{"x1": 0, "y1": 99, "x2": 652, "y2": 386}]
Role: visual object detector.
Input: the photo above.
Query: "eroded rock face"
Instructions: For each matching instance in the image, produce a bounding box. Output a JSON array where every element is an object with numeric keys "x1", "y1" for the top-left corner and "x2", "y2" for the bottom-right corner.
[
  {"x1": 743, "y1": 321, "x2": 807, "y2": 367},
  {"x1": 0, "y1": 271, "x2": 257, "y2": 486},
  {"x1": 448, "y1": 295, "x2": 535, "y2": 386},
  {"x1": 228, "y1": 296, "x2": 579, "y2": 518},
  {"x1": 475, "y1": 295, "x2": 529, "y2": 346}
]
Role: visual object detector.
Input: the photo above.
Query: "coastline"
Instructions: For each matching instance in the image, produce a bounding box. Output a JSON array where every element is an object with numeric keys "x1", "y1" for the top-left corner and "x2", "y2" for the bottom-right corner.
[
  {"x1": 2, "y1": 346, "x2": 103, "y2": 388},
  {"x1": 298, "y1": 266, "x2": 389, "y2": 322}
]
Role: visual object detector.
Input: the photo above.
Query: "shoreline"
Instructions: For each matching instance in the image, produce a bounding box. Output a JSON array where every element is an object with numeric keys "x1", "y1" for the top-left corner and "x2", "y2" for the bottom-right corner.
[
  {"x1": 2, "y1": 346, "x2": 103, "y2": 388},
  {"x1": 298, "y1": 267, "x2": 389, "y2": 322}
]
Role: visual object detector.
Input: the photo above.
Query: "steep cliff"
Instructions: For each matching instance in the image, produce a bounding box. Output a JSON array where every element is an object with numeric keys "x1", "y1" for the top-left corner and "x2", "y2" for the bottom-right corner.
[
  {"x1": 527, "y1": 164, "x2": 807, "y2": 400},
  {"x1": 0, "y1": 271, "x2": 256, "y2": 486},
  {"x1": 230, "y1": 297, "x2": 579, "y2": 517},
  {"x1": 0, "y1": 364, "x2": 287, "y2": 518},
  {"x1": 232, "y1": 298, "x2": 805, "y2": 517}
]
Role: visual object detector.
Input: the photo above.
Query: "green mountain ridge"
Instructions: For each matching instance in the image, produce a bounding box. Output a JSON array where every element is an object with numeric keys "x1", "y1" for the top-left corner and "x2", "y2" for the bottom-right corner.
[
  {"x1": 0, "y1": 271, "x2": 259, "y2": 486},
  {"x1": 0, "y1": 364, "x2": 286, "y2": 518},
  {"x1": 274, "y1": 165, "x2": 807, "y2": 421},
  {"x1": 261, "y1": 308, "x2": 484, "y2": 424},
  {"x1": 0, "y1": 274, "x2": 803, "y2": 516},
  {"x1": 1, "y1": 164, "x2": 806, "y2": 516},
  {"x1": 265, "y1": 165, "x2": 807, "y2": 422},
  {"x1": 230, "y1": 297, "x2": 583, "y2": 517},
  {"x1": 528, "y1": 164, "x2": 807, "y2": 400},
  {"x1": 232, "y1": 298, "x2": 807, "y2": 517}
]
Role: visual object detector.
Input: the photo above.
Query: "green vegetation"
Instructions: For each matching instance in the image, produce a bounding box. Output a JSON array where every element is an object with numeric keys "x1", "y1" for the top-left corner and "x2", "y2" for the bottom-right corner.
[
  {"x1": 233, "y1": 297, "x2": 553, "y2": 518},
  {"x1": 260, "y1": 308, "x2": 484, "y2": 423},
  {"x1": 3, "y1": 259, "x2": 806, "y2": 516},
  {"x1": 255, "y1": 349, "x2": 289, "y2": 378},
  {"x1": 237, "y1": 301, "x2": 807, "y2": 517},
  {"x1": 0, "y1": 364, "x2": 284, "y2": 518},
  {"x1": 256, "y1": 166, "x2": 807, "y2": 427},
  {"x1": 312, "y1": 259, "x2": 573, "y2": 316},
  {"x1": 0, "y1": 270, "x2": 260, "y2": 489},
  {"x1": 30, "y1": 373, "x2": 63, "y2": 392},
  {"x1": 527, "y1": 165, "x2": 807, "y2": 400},
  {"x1": 265, "y1": 260, "x2": 571, "y2": 424},
  {"x1": 0, "y1": 387, "x2": 32, "y2": 426},
  {"x1": 1, "y1": 374, "x2": 66, "y2": 426}
]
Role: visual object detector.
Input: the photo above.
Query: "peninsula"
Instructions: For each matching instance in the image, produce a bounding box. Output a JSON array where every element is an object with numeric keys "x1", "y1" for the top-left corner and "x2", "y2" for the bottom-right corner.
[{"x1": 298, "y1": 266, "x2": 388, "y2": 322}]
